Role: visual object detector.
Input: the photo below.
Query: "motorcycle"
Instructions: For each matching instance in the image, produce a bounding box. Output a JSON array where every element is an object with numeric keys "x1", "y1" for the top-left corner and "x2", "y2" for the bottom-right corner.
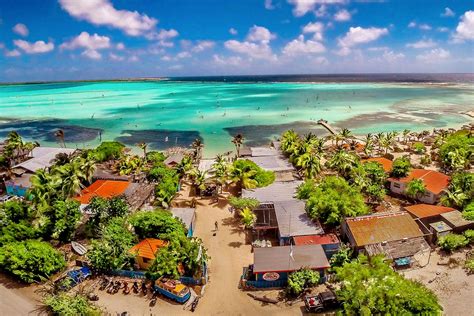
[
  {"x1": 132, "y1": 281, "x2": 139, "y2": 294},
  {"x1": 149, "y1": 288, "x2": 159, "y2": 307},
  {"x1": 106, "y1": 280, "x2": 116, "y2": 294},
  {"x1": 191, "y1": 297, "x2": 200, "y2": 312},
  {"x1": 113, "y1": 281, "x2": 122, "y2": 294},
  {"x1": 141, "y1": 281, "x2": 148, "y2": 295},
  {"x1": 99, "y1": 277, "x2": 110, "y2": 291},
  {"x1": 88, "y1": 293, "x2": 99, "y2": 301},
  {"x1": 123, "y1": 281, "x2": 130, "y2": 295}
]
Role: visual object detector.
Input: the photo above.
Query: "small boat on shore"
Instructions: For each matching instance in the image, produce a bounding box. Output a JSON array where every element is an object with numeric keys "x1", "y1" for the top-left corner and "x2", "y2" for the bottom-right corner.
[
  {"x1": 154, "y1": 278, "x2": 191, "y2": 304},
  {"x1": 71, "y1": 241, "x2": 87, "y2": 256}
]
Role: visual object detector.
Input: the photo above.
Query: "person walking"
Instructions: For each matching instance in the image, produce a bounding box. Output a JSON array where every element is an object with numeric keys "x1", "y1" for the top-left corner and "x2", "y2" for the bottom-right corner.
[{"x1": 214, "y1": 221, "x2": 219, "y2": 231}]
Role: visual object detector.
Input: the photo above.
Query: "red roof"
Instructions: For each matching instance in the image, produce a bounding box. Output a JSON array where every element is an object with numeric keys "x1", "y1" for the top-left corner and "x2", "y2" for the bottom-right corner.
[
  {"x1": 75, "y1": 180, "x2": 130, "y2": 204},
  {"x1": 404, "y1": 204, "x2": 455, "y2": 219},
  {"x1": 293, "y1": 234, "x2": 339, "y2": 246},
  {"x1": 362, "y1": 157, "x2": 393, "y2": 173},
  {"x1": 129, "y1": 238, "x2": 168, "y2": 260},
  {"x1": 388, "y1": 169, "x2": 450, "y2": 195}
]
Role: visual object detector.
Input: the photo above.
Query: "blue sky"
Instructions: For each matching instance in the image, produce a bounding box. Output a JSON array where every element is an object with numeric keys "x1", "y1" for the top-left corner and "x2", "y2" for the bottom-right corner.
[{"x1": 1, "y1": 0, "x2": 473, "y2": 82}]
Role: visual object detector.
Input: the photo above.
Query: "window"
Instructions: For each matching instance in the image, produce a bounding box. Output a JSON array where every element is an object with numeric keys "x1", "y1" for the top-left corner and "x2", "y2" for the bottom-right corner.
[
  {"x1": 142, "y1": 258, "x2": 150, "y2": 263},
  {"x1": 393, "y1": 182, "x2": 401, "y2": 188}
]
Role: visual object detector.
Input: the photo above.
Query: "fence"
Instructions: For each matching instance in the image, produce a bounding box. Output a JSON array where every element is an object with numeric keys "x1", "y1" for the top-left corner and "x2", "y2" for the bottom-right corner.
[{"x1": 109, "y1": 269, "x2": 146, "y2": 279}]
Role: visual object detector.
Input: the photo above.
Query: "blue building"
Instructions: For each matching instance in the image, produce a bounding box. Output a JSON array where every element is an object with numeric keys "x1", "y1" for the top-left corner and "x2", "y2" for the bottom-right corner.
[{"x1": 171, "y1": 207, "x2": 197, "y2": 237}]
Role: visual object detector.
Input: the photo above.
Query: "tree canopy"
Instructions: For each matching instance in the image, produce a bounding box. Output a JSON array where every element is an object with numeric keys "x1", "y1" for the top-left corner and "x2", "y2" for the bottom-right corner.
[
  {"x1": 228, "y1": 159, "x2": 275, "y2": 189},
  {"x1": 305, "y1": 176, "x2": 369, "y2": 225},
  {"x1": 129, "y1": 209, "x2": 187, "y2": 240},
  {"x1": 390, "y1": 156, "x2": 412, "y2": 178},
  {"x1": 438, "y1": 131, "x2": 473, "y2": 171},
  {"x1": 335, "y1": 255, "x2": 442, "y2": 315}
]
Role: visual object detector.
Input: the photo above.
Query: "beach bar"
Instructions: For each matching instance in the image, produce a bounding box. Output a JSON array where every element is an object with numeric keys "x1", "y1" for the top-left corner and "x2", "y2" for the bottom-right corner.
[{"x1": 241, "y1": 245, "x2": 330, "y2": 289}]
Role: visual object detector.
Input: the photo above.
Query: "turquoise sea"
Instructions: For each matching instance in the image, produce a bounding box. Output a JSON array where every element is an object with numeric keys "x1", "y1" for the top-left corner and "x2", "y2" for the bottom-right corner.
[{"x1": 0, "y1": 78, "x2": 473, "y2": 157}]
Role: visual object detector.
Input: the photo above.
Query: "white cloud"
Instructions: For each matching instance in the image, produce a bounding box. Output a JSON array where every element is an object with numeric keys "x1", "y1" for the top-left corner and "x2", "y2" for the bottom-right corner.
[
  {"x1": 246, "y1": 25, "x2": 276, "y2": 43},
  {"x1": 419, "y1": 24, "x2": 432, "y2": 30},
  {"x1": 5, "y1": 49, "x2": 21, "y2": 57},
  {"x1": 169, "y1": 64, "x2": 183, "y2": 70},
  {"x1": 334, "y1": 9, "x2": 351, "y2": 22},
  {"x1": 338, "y1": 26, "x2": 388, "y2": 48},
  {"x1": 367, "y1": 46, "x2": 388, "y2": 51},
  {"x1": 59, "y1": 0, "x2": 157, "y2": 36},
  {"x1": 191, "y1": 40, "x2": 215, "y2": 52},
  {"x1": 81, "y1": 49, "x2": 101, "y2": 60},
  {"x1": 161, "y1": 55, "x2": 172, "y2": 61},
  {"x1": 441, "y1": 7, "x2": 455, "y2": 17},
  {"x1": 212, "y1": 54, "x2": 243, "y2": 67},
  {"x1": 315, "y1": 5, "x2": 328, "y2": 17},
  {"x1": 406, "y1": 39, "x2": 437, "y2": 49},
  {"x1": 382, "y1": 50, "x2": 404, "y2": 62},
  {"x1": 302, "y1": 22, "x2": 324, "y2": 41},
  {"x1": 229, "y1": 28, "x2": 238, "y2": 35},
  {"x1": 109, "y1": 53, "x2": 124, "y2": 61},
  {"x1": 116, "y1": 42, "x2": 125, "y2": 50},
  {"x1": 224, "y1": 40, "x2": 276, "y2": 60},
  {"x1": 176, "y1": 51, "x2": 191, "y2": 59},
  {"x1": 264, "y1": 0, "x2": 275, "y2": 10},
  {"x1": 287, "y1": 0, "x2": 346, "y2": 17},
  {"x1": 129, "y1": 55, "x2": 139, "y2": 62},
  {"x1": 437, "y1": 27, "x2": 449, "y2": 32},
  {"x1": 282, "y1": 35, "x2": 326, "y2": 55},
  {"x1": 13, "y1": 39, "x2": 54, "y2": 54},
  {"x1": 408, "y1": 21, "x2": 417, "y2": 28},
  {"x1": 416, "y1": 48, "x2": 450, "y2": 63},
  {"x1": 60, "y1": 32, "x2": 111, "y2": 50},
  {"x1": 12, "y1": 23, "x2": 29, "y2": 37},
  {"x1": 146, "y1": 29, "x2": 179, "y2": 41},
  {"x1": 453, "y1": 10, "x2": 474, "y2": 42}
]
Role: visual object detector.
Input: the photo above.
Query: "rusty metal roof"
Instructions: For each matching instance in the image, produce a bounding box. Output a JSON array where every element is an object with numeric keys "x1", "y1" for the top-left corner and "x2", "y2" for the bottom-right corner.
[
  {"x1": 404, "y1": 204, "x2": 455, "y2": 219},
  {"x1": 345, "y1": 211, "x2": 423, "y2": 247}
]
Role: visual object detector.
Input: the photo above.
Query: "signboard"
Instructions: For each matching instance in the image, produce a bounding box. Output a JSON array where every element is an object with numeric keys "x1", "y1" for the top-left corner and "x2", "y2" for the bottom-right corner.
[{"x1": 262, "y1": 272, "x2": 280, "y2": 281}]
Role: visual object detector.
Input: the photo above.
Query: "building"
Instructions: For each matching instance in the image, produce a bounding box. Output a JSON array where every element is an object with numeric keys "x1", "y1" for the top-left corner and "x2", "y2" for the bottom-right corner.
[
  {"x1": 245, "y1": 146, "x2": 295, "y2": 182},
  {"x1": 170, "y1": 207, "x2": 196, "y2": 237},
  {"x1": 242, "y1": 181, "x2": 324, "y2": 245},
  {"x1": 343, "y1": 212, "x2": 430, "y2": 261},
  {"x1": 441, "y1": 210, "x2": 474, "y2": 233},
  {"x1": 387, "y1": 169, "x2": 450, "y2": 204},
  {"x1": 75, "y1": 180, "x2": 154, "y2": 212},
  {"x1": 241, "y1": 245, "x2": 330, "y2": 289},
  {"x1": 292, "y1": 234, "x2": 340, "y2": 259},
  {"x1": 6, "y1": 147, "x2": 76, "y2": 197},
  {"x1": 129, "y1": 238, "x2": 168, "y2": 270},
  {"x1": 362, "y1": 157, "x2": 393, "y2": 173},
  {"x1": 163, "y1": 153, "x2": 184, "y2": 167},
  {"x1": 404, "y1": 204, "x2": 455, "y2": 227}
]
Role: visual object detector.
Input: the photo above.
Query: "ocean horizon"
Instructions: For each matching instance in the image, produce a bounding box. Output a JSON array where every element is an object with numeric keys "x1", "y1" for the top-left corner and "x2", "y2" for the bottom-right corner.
[{"x1": 1, "y1": 73, "x2": 473, "y2": 157}]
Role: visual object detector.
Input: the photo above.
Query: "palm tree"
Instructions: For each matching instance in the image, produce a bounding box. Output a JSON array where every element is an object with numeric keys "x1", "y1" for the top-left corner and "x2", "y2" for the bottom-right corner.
[
  {"x1": 402, "y1": 129, "x2": 411, "y2": 144},
  {"x1": 231, "y1": 134, "x2": 244, "y2": 158},
  {"x1": 191, "y1": 139, "x2": 204, "y2": 161},
  {"x1": 189, "y1": 168, "x2": 207, "y2": 194},
  {"x1": 295, "y1": 153, "x2": 322, "y2": 179},
  {"x1": 326, "y1": 150, "x2": 358, "y2": 177},
  {"x1": 339, "y1": 128, "x2": 353, "y2": 144},
  {"x1": 55, "y1": 129, "x2": 66, "y2": 148},
  {"x1": 176, "y1": 155, "x2": 193, "y2": 177},
  {"x1": 280, "y1": 130, "x2": 299, "y2": 154},
  {"x1": 228, "y1": 164, "x2": 258, "y2": 190},
  {"x1": 240, "y1": 207, "x2": 256, "y2": 229}
]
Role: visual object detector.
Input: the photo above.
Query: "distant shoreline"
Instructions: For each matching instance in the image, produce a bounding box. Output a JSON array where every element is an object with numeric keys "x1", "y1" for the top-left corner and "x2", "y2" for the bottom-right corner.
[{"x1": 1, "y1": 73, "x2": 473, "y2": 86}]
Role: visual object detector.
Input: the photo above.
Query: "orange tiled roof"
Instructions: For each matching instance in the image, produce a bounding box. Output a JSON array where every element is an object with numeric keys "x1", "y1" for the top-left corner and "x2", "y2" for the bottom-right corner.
[
  {"x1": 345, "y1": 212, "x2": 423, "y2": 247},
  {"x1": 293, "y1": 234, "x2": 339, "y2": 246},
  {"x1": 404, "y1": 204, "x2": 455, "y2": 219},
  {"x1": 388, "y1": 169, "x2": 450, "y2": 195},
  {"x1": 362, "y1": 157, "x2": 393, "y2": 173},
  {"x1": 74, "y1": 180, "x2": 130, "y2": 204},
  {"x1": 129, "y1": 238, "x2": 168, "y2": 260}
]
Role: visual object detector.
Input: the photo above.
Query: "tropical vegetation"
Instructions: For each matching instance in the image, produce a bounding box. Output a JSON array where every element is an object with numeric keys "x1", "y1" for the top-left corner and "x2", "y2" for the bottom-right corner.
[{"x1": 287, "y1": 268, "x2": 320, "y2": 296}]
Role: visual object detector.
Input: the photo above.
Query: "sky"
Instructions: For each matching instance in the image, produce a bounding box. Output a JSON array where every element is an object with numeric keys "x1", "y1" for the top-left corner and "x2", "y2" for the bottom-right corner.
[{"x1": 0, "y1": 0, "x2": 473, "y2": 82}]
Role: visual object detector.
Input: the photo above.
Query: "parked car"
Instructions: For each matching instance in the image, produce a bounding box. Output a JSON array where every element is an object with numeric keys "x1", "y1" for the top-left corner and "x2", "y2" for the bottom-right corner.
[
  {"x1": 304, "y1": 290, "x2": 339, "y2": 313},
  {"x1": 0, "y1": 195, "x2": 13, "y2": 203}
]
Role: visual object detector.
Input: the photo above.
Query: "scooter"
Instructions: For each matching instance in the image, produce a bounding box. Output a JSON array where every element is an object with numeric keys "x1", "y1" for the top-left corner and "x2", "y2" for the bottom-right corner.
[
  {"x1": 99, "y1": 277, "x2": 110, "y2": 291},
  {"x1": 113, "y1": 281, "x2": 122, "y2": 294},
  {"x1": 191, "y1": 296, "x2": 200, "y2": 312},
  {"x1": 123, "y1": 281, "x2": 130, "y2": 295},
  {"x1": 132, "y1": 281, "x2": 139, "y2": 294},
  {"x1": 106, "y1": 280, "x2": 116, "y2": 294},
  {"x1": 149, "y1": 288, "x2": 159, "y2": 307}
]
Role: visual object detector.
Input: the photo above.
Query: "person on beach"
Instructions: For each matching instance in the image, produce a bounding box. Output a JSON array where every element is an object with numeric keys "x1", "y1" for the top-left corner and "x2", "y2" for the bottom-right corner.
[{"x1": 214, "y1": 221, "x2": 219, "y2": 231}]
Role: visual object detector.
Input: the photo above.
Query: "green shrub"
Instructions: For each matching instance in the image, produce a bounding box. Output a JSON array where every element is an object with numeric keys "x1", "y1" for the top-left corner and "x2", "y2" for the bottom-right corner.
[
  {"x1": 88, "y1": 141, "x2": 125, "y2": 162},
  {"x1": 463, "y1": 230, "x2": 474, "y2": 243},
  {"x1": 229, "y1": 197, "x2": 260, "y2": 210},
  {"x1": 438, "y1": 233, "x2": 469, "y2": 252},
  {"x1": 287, "y1": 268, "x2": 320, "y2": 296},
  {"x1": 44, "y1": 293, "x2": 101, "y2": 316},
  {"x1": 412, "y1": 142, "x2": 426, "y2": 154},
  {"x1": 0, "y1": 221, "x2": 39, "y2": 246},
  {"x1": 296, "y1": 180, "x2": 318, "y2": 200},
  {"x1": 0, "y1": 240, "x2": 66, "y2": 283},
  {"x1": 420, "y1": 155, "x2": 432, "y2": 166},
  {"x1": 391, "y1": 157, "x2": 412, "y2": 178},
  {"x1": 439, "y1": 131, "x2": 473, "y2": 170},
  {"x1": 465, "y1": 257, "x2": 474, "y2": 274},
  {"x1": 129, "y1": 210, "x2": 187, "y2": 240}
]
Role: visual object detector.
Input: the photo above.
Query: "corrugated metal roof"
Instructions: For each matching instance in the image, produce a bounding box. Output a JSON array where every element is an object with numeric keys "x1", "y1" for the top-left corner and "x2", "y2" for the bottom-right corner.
[
  {"x1": 274, "y1": 200, "x2": 324, "y2": 237},
  {"x1": 253, "y1": 245, "x2": 329, "y2": 273},
  {"x1": 441, "y1": 210, "x2": 474, "y2": 228},
  {"x1": 129, "y1": 238, "x2": 168, "y2": 260},
  {"x1": 404, "y1": 204, "x2": 455, "y2": 219},
  {"x1": 388, "y1": 169, "x2": 450, "y2": 195},
  {"x1": 293, "y1": 234, "x2": 339, "y2": 246},
  {"x1": 242, "y1": 181, "x2": 302, "y2": 202},
  {"x1": 14, "y1": 147, "x2": 76, "y2": 172},
  {"x1": 170, "y1": 207, "x2": 196, "y2": 229},
  {"x1": 345, "y1": 212, "x2": 423, "y2": 247},
  {"x1": 247, "y1": 155, "x2": 294, "y2": 172}
]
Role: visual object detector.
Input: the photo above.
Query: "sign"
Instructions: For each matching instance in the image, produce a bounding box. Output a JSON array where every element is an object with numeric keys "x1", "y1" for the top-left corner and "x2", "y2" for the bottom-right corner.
[{"x1": 262, "y1": 272, "x2": 280, "y2": 281}]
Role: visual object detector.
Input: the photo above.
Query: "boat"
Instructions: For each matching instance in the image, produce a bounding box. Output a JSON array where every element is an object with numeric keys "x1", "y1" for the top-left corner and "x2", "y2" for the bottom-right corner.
[
  {"x1": 71, "y1": 241, "x2": 88, "y2": 256},
  {"x1": 154, "y1": 278, "x2": 191, "y2": 304}
]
